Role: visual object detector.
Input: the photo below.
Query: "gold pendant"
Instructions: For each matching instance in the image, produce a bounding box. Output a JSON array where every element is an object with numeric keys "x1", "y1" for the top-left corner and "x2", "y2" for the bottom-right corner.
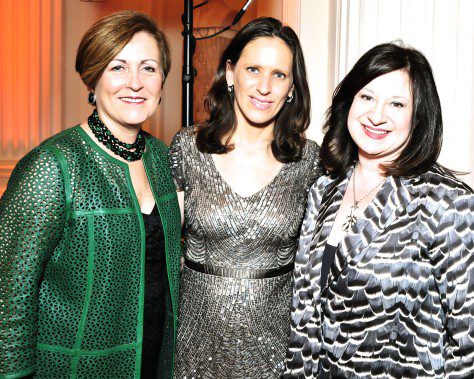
[{"x1": 342, "y1": 205, "x2": 358, "y2": 232}]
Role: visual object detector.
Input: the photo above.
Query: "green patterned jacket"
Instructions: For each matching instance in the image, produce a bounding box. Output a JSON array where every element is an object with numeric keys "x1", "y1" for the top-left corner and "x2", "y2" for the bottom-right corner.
[{"x1": 0, "y1": 126, "x2": 181, "y2": 379}]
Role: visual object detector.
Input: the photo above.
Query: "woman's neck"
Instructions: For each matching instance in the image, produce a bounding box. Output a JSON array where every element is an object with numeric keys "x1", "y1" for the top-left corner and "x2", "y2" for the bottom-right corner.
[
  {"x1": 356, "y1": 153, "x2": 386, "y2": 184},
  {"x1": 96, "y1": 108, "x2": 141, "y2": 144},
  {"x1": 229, "y1": 114, "x2": 274, "y2": 148}
]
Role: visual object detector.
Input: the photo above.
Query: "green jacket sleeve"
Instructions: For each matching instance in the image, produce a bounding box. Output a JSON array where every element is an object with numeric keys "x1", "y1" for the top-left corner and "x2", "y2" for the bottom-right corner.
[{"x1": 0, "y1": 146, "x2": 67, "y2": 379}]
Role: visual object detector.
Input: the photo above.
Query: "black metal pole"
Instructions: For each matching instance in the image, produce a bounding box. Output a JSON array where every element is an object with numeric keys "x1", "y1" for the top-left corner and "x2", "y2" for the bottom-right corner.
[{"x1": 182, "y1": 0, "x2": 195, "y2": 128}]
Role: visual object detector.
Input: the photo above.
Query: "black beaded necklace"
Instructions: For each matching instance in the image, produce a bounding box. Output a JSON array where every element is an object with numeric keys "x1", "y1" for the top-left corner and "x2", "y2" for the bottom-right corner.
[{"x1": 88, "y1": 109, "x2": 145, "y2": 162}]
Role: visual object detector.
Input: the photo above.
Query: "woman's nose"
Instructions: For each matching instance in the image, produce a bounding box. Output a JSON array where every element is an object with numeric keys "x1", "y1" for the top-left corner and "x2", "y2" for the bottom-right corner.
[
  {"x1": 127, "y1": 69, "x2": 143, "y2": 91},
  {"x1": 257, "y1": 75, "x2": 272, "y2": 95},
  {"x1": 367, "y1": 103, "x2": 387, "y2": 125}
]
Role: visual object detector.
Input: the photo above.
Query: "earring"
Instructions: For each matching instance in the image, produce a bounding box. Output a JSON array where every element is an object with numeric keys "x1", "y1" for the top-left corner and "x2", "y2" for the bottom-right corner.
[
  {"x1": 88, "y1": 92, "x2": 96, "y2": 106},
  {"x1": 286, "y1": 94, "x2": 293, "y2": 103},
  {"x1": 227, "y1": 85, "x2": 234, "y2": 93}
]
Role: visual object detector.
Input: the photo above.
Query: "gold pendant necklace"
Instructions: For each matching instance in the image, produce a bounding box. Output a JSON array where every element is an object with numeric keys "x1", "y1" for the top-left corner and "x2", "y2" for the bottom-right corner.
[{"x1": 342, "y1": 165, "x2": 385, "y2": 232}]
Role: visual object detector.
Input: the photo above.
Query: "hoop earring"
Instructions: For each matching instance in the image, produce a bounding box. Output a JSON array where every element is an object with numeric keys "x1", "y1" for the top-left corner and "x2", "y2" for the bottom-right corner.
[
  {"x1": 88, "y1": 92, "x2": 96, "y2": 106},
  {"x1": 286, "y1": 94, "x2": 293, "y2": 103},
  {"x1": 227, "y1": 85, "x2": 234, "y2": 93}
]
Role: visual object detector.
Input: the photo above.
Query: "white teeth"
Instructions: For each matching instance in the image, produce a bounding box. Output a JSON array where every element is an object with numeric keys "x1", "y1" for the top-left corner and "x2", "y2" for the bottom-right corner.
[
  {"x1": 365, "y1": 126, "x2": 388, "y2": 135},
  {"x1": 121, "y1": 98, "x2": 144, "y2": 103}
]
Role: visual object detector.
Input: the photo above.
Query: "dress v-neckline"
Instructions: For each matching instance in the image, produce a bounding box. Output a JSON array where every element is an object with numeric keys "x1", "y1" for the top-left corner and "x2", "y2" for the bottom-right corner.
[{"x1": 207, "y1": 153, "x2": 286, "y2": 199}]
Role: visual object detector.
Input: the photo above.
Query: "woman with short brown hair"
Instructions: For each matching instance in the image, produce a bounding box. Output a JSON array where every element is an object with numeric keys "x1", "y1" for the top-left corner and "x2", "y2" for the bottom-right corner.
[{"x1": 0, "y1": 10, "x2": 180, "y2": 378}]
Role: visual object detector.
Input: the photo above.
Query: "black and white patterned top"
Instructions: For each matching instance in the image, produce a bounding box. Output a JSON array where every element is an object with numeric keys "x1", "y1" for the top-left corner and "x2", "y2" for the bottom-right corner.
[{"x1": 285, "y1": 164, "x2": 474, "y2": 378}]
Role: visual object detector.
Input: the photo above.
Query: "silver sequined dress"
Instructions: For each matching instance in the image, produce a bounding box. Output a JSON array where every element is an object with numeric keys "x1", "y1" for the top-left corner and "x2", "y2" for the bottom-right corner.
[{"x1": 169, "y1": 128, "x2": 321, "y2": 378}]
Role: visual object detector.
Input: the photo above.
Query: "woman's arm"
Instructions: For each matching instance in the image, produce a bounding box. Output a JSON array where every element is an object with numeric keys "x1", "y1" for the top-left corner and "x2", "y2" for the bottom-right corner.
[
  {"x1": 168, "y1": 131, "x2": 186, "y2": 227},
  {"x1": 0, "y1": 147, "x2": 66, "y2": 378},
  {"x1": 284, "y1": 181, "x2": 324, "y2": 378},
  {"x1": 431, "y1": 192, "x2": 474, "y2": 378}
]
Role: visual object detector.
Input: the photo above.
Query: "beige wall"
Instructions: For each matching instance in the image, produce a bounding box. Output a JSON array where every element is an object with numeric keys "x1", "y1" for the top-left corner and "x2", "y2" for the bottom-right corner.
[
  {"x1": 0, "y1": 0, "x2": 304, "y2": 195},
  {"x1": 299, "y1": 0, "x2": 336, "y2": 143},
  {"x1": 2, "y1": 0, "x2": 472, "y2": 192},
  {"x1": 155, "y1": 0, "x2": 183, "y2": 143},
  {"x1": 0, "y1": 0, "x2": 63, "y2": 195}
]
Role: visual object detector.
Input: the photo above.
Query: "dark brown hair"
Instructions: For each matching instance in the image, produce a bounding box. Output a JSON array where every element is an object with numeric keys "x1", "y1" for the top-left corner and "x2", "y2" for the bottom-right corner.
[
  {"x1": 196, "y1": 17, "x2": 311, "y2": 163},
  {"x1": 75, "y1": 10, "x2": 170, "y2": 89},
  {"x1": 321, "y1": 42, "x2": 444, "y2": 178}
]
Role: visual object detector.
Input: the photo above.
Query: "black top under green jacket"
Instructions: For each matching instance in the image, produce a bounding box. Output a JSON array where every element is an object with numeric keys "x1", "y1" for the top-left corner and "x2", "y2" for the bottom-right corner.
[{"x1": 0, "y1": 126, "x2": 181, "y2": 379}]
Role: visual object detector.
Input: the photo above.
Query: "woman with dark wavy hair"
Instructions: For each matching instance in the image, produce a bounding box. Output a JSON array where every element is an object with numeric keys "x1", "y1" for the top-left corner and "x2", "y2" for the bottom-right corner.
[
  {"x1": 169, "y1": 17, "x2": 321, "y2": 377},
  {"x1": 285, "y1": 42, "x2": 474, "y2": 378}
]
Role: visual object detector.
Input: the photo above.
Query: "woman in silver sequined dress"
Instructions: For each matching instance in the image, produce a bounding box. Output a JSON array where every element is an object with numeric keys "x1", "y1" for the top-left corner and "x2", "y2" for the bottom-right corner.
[{"x1": 169, "y1": 18, "x2": 321, "y2": 378}]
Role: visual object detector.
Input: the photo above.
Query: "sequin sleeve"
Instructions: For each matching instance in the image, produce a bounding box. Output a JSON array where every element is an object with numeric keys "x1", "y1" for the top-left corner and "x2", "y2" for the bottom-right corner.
[
  {"x1": 168, "y1": 130, "x2": 185, "y2": 191},
  {"x1": 430, "y1": 191, "x2": 474, "y2": 377},
  {"x1": 307, "y1": 140, "x2": 323, "y2": 188},
  {"x1": 0, "y1": 146, "x2": 67, "y2": 378}
]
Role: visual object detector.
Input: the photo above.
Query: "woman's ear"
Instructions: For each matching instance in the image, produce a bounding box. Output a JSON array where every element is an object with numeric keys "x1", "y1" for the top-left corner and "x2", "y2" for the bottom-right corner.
[
  {"x1": 288, "y1": 84, "x2": 294, "y2": 98},
  {"x1": 225, "y1": 59, "x2": 234, "y2": 87}
]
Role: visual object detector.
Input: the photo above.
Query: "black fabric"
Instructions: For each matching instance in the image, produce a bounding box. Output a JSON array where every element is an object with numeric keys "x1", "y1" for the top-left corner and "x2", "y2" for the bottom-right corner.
[
  {"x1": 320, "y1": 244, "x2": 337, "y2": 289},
  {"x1": 141, "y1": 204, "x2": 166, "y2": 379}
]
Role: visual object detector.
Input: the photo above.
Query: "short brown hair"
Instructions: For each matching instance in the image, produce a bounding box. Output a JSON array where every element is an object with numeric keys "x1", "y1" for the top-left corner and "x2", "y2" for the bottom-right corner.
[{"x1": 75, "y1": 10, "x2": 171, "y2": 89}]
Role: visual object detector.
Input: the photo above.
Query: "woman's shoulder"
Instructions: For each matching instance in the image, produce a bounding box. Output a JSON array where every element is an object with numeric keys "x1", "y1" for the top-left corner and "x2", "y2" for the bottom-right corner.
[
  {"x1": 298, "y1": 138, "x2": 323, "y2": 183},
  {"x1": 171, "y1": 126, "x2": 198, "y2": 145},
  {"x1": 169, "y1": 126, "x2": 200, "y2": 158},
  {"x1": 413, "y1": 164, "x2": 473, "y2": 197},
  {"x1": 40, "y1": 125, "x2": 81, "y2": 147},
  {"x1": 35, "y1": 125, "x2": 105, "y2": 160},
  {"x1": 309, "y1": 173, "x2": 336, "y2": 193},
  {"x1": 17, "y1": 127, "x2": 82, "y2": 166},
  {"x1": 143, "y1": 132, "x2": 168, "y2": 155},
  {"x1": 299, "y1": 138, "x2": 319, "y2": 158},
  {"x1": 304, "y1": 138, "x2": 320, "y2": 151},
  {"x1": 7, "y1": 131, "x2": 74, "y2": 192}
]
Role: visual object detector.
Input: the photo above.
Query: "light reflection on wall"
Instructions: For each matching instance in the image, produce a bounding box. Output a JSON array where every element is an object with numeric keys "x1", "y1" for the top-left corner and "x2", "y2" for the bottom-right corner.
[
  {"x1": 0, "y1": 0, "x2": 295, "y2": 196},
  {"x1": 0, "y1": 0, "x2": 62, "y2": 195}
]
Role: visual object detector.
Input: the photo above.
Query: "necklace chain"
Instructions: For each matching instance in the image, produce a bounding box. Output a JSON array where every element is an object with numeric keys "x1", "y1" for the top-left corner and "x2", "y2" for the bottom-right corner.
[
  {"x1": 88, "y1": 109, "x2": 145, "y2": 162},
  {"x1": 342, "y1": 164, "x2": 385, "y2": 232}
]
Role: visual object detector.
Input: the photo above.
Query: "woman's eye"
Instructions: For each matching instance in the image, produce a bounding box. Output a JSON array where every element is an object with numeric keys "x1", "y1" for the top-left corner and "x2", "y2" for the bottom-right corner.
[
  {"x1": 111, "y1": 65, "x2": 125, "y2": 72},
  {"x1": 274, "y1": 72, "x2": 286, "y2": 79},
  {"x1": 360, "y1": 93, "x2": 374, "y2": 101},
  {"x1": 392, "y1": 101, "x2": 405, "y2": 108},
  {"x1": 143, "y1": 66, "x2": 157, "y2": 73},
  {"x1": 247, "y1": 67, "x2": 259, "y2": 74}
]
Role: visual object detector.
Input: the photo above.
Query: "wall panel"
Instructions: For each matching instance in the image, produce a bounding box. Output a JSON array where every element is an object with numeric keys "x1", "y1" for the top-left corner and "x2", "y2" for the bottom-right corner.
[{"x1": 0, "y1": 0, "x2": 62, "y2": 195}]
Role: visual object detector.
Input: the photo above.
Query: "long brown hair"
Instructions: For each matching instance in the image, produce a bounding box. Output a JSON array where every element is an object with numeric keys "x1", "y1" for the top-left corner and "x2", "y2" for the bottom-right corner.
[{"x1": 196, "y1": 17, "x2": 311, "y2": 163}]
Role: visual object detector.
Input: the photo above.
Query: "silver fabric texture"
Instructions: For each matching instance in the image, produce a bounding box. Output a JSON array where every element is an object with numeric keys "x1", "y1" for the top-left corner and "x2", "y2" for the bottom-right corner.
[
  {"x1": 285, "y1": 165, "x2": 474, "y2": 378},
  {"x1": 169, "y1": 128, "x2": 321, "y2": 378}
]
